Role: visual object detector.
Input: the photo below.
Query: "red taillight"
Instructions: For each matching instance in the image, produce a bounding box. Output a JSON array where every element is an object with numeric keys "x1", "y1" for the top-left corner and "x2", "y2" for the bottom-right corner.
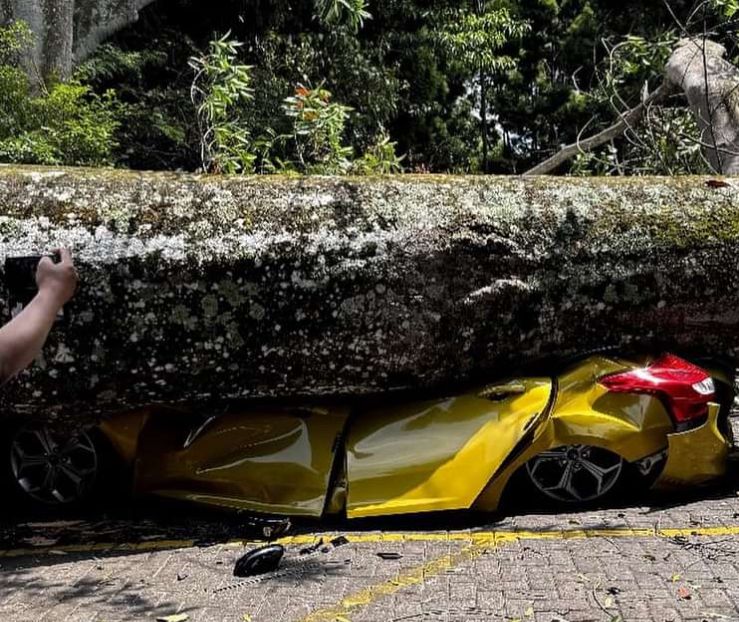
[{"x1": 599, "y1": 354, "x2": 715, "y2": 423}]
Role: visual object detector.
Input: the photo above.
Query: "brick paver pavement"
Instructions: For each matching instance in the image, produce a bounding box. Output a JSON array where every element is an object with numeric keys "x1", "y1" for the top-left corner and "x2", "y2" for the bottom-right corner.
[{"x1": 3, "y1": 484, "x2": 739, "y2": 622}]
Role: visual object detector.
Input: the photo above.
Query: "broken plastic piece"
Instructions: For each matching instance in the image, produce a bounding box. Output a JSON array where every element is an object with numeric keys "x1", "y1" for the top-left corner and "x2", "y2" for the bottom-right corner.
[
  {"x1": 233, "y1": 544, "x2": 285, "y2": 577},
  {"x1": 376, "y1": 552, "x2": 403, "y2": 560},
  {"x1": 299, "y1": 538, "x2": 324, "y2": 555}
]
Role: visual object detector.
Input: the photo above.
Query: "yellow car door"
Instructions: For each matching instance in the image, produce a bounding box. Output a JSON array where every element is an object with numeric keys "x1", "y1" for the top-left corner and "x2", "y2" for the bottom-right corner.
[{"x1": 345, "y1": 379, "x2": 552, "y2": 518}]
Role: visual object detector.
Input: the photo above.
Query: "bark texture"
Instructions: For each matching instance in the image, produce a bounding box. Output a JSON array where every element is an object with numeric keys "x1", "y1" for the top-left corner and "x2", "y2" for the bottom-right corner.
[
  {"x1": 527, "y1": 37, "x2": 739, "y2": 175},
  {"x1": 665, "y1": 38, "x2": 739, "y2": 174},
  {"x1": 1, "y1": 0, "x2": 156, "y2": 81},
  {"x1": 0, "y1": 166, "x2": 737, "y2": 424}
]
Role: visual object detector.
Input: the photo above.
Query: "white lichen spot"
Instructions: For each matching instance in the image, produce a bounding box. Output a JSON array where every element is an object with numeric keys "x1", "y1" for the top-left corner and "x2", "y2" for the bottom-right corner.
[{"x1": 53, "y1": 344, "x2": 75, "y2": 364}]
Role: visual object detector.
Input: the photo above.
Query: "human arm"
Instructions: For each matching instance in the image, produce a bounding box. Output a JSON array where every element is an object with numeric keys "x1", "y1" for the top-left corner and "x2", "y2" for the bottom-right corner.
[{"x1": 0, "y1": 249, "x2": 78, "y2": 384}]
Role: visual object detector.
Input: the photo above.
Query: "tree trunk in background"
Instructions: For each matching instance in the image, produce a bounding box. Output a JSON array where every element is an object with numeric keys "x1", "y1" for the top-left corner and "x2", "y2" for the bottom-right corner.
[
  {"x1": 526, "y1": 37, "x2": 739, "y2": 176},
  {"x1": 665, "y1": 38, "x2": 739, "y2": 175},
  {"x1": 0, "y1": 166, "x2": 737, "y2": 425},
  {"x1": 1, "y1": 0, "x2": 157, "y2": 83}
]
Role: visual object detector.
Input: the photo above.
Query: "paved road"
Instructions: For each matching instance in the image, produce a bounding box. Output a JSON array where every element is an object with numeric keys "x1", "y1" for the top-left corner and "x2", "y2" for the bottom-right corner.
[{"x1": 3, "y1": 479, "x2": 739, "y2": 622}]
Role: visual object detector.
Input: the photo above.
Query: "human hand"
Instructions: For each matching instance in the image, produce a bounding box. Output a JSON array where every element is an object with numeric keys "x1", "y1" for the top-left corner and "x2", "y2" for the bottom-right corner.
[{"x1": 35, "y1": 248, "x2": 78, "y2": 308}]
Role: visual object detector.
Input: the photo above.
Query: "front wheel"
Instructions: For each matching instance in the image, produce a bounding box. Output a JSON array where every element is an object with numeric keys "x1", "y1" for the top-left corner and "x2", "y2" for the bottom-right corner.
[
  {"x1": 525, "y1": 445, "x2": 624, "y2": 504},
  {"x1": 3, "y1": 421, "x2": 106, "y2": 510}
]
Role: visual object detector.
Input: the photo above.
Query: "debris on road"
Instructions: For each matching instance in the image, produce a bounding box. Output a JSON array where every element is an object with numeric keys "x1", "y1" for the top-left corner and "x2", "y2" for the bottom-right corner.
[
  {"x1": 233, "y1": 544, "x2": 285, "y2": 577},
  {"x1": 377, "y1": 552, "x2": 403, "y2": 560}
]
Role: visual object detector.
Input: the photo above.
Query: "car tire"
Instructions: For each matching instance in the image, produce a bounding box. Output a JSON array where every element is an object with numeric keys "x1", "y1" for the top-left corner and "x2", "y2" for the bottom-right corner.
[
  {"x1": 0, "y1": 418, "x2": 117, "y2": 515},
  {"x1": 523, "y1": 444, "x2": 626, "y2": 505}
]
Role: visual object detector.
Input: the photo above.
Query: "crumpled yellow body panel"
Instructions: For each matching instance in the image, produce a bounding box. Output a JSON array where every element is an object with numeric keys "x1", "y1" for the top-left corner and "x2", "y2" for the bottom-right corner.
[
  {"x1": 98, "y1": 354, "x2": 732, "y2": 520},
  {"x1": 654, "y1": 403, "x2": 729, "y2": 488},
  {"x1": 474, "y1": 355, "x2": 676, "y2": 512},
  {"x1": 345, "y1": 379, "x2": 552, "y2": 518},
  {"x1": 133, "y1": 406, "x2": 348, "y2": 517}
]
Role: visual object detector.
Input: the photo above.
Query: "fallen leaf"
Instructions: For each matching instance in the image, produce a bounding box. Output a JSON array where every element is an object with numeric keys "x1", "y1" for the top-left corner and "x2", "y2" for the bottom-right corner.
[
  {"x1": 524, "y1": 606, "x2": 534, "y2": 617},
  {"x1": 242, "y1": 615, "x2": 252, "y2": 622},
  {"x1": 156, "y1": 614, "x2": 189, "y2": 622},
  {"x1": 671, "y1": 573, "x2": 682, "y2": 582},
  {"x1": 604, "y1": 596, "x2": 614, "y2": 608},
  {"x1": 677, "y1": 586, "x2": 692, "y2": 600}
]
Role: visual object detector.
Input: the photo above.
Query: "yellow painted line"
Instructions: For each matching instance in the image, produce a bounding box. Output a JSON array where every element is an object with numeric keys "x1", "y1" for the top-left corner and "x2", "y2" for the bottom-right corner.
[
  {"x1": 296, "y1": 525, "x2": 739, "y2": 622},
  {"x1": 2, "y1": 524, "x2": 739, "y2": 559},
  {"x1": 300, "y1": 541, "x2": 490, "y2": 622}
]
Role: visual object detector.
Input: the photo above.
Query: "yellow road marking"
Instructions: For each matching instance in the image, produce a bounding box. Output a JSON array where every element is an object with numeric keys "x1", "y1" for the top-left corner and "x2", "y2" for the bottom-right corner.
[
  {"x1": 3, "y1": 525, "x2": 739, "y2": 622},
  {"x1": 1, "y1": 524, "x2": 739, "y2": 559},
  {"x1": 295, "y1": 525, "x2": 739, "y2": 622},
  {"x1": 300, "y1": 542, "x2": 489, "y2": 622}
]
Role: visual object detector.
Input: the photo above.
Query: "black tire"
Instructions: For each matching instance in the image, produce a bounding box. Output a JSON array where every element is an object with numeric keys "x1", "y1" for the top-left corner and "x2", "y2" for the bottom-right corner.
[{"x1": 0, "y1": 418, "x2": 121, "y2": 515}]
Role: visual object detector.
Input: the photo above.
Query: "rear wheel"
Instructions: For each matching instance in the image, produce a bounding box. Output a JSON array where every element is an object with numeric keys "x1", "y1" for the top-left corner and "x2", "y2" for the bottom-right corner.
[{"x1": 525, "y1": 445, "x2": 624, "y2": 503}]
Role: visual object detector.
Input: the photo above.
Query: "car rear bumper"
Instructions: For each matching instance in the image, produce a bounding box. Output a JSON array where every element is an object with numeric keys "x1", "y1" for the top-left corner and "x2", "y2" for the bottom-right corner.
[{"x1": 654, "y1": 403, "x2": 730, "y2": 489}]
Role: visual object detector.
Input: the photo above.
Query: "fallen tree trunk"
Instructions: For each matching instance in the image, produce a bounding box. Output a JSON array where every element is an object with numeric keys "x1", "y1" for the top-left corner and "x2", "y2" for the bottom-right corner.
[{"x1": 0, "y1": 166, "x2": 738, "y2": 425}]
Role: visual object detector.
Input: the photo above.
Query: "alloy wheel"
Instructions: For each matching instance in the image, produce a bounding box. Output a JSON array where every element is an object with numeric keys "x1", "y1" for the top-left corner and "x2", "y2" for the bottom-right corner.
[
  {"x1": 9, "y1": 425, "x2": 98, "y2": 504},
  {"x1": 525, "y1": 445, "x2": 623, "y2": 503}
]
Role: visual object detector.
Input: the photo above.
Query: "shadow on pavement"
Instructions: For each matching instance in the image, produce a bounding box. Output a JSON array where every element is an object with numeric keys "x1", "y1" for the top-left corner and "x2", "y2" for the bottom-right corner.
[{"x1": 1, "y1": 466, "x2": 739, "y2": 570}]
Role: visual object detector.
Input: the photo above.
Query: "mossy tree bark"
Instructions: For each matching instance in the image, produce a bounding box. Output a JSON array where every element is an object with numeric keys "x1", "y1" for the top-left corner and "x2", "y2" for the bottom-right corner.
[{"x1": 0, "y1": 166, "x2": 737, "y2": 424}]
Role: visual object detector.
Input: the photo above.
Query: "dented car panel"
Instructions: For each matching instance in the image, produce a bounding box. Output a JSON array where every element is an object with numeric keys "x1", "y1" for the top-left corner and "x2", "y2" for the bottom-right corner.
[
  {"x1": 88, "y1": 354, "x2": 733, "y2": 520},
  {"x1": 472, "y1": 358, "x2": 675, "y2": 512},
  {"x1": 549, "y1": 355, "x2": 674, "y2": 462},
  {"x1": 654, "y1": 403, "x2": 730, "y2": 488},
  {"x1": 345, "y1": 379, "x2": 552, "y2": 518},
  {"x1": 133, "y1": 406, "x2": 349, "y2": 516}
]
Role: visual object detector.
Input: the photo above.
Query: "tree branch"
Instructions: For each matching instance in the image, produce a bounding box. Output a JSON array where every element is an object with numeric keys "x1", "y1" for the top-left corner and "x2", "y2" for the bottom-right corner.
[{"x1": 523, "y1": 82, "x2": 672, "y2": 176}]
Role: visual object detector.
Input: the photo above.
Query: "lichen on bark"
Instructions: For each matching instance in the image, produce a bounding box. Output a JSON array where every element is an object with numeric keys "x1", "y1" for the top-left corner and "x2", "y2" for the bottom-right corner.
[{"x1": 0, "y1": 165, "x2": 737, "y2": 424}]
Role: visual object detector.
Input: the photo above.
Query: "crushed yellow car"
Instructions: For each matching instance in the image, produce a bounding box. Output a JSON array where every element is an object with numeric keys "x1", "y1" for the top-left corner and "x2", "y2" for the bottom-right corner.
[{"x1": 3, "y1": 353, "x2": 734, "y2": 517}]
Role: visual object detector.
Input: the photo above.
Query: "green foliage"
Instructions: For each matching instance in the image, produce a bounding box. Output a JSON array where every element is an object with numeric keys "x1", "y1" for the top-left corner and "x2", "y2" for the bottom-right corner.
[
  {"x1": 315, "y1": 0, "x2": 372, "y2": 32},
  {"x1": 351, "y1": 134, "x2": 405, "y2": 174},
  {"x1": 281, "y1": 84, "x2": 354, "y2": 173},
  {"x1": 713, "y1": 0, "x2": 739, "y2": 18},
  {"x1": 189, "y1": 33, "x2": 256, "y2": 173},
  {"x1": 77, "y1": 35, "x2": 200, "y2": 170},
  {"x1": 435, "y1": 7, "x2": 529, "y2": 73},
  {"x1": 0, "y1": 20, "x2": 32, "y2": 64},
  {"x1": 23, "y1": 0, "x2": 731, "y2": 176},
  {"x1": 600, "y1": 33, "x2": 677, "y2": 96},
  {"x1": 0, "y1": 22, "x2": 120, "y2": 167},
  {"x1": 568, "y1": 30, "x2": 709, "y2": 176}
]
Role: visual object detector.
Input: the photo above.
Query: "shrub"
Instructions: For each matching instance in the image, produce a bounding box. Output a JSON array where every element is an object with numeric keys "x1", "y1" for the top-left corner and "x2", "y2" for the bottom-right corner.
[
  {"x1": 189, "y1": 33, "x2": 256, "y2": 174},
  {"x1": 0, "y1": 21, "x2": 120, "y2": 167}
]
